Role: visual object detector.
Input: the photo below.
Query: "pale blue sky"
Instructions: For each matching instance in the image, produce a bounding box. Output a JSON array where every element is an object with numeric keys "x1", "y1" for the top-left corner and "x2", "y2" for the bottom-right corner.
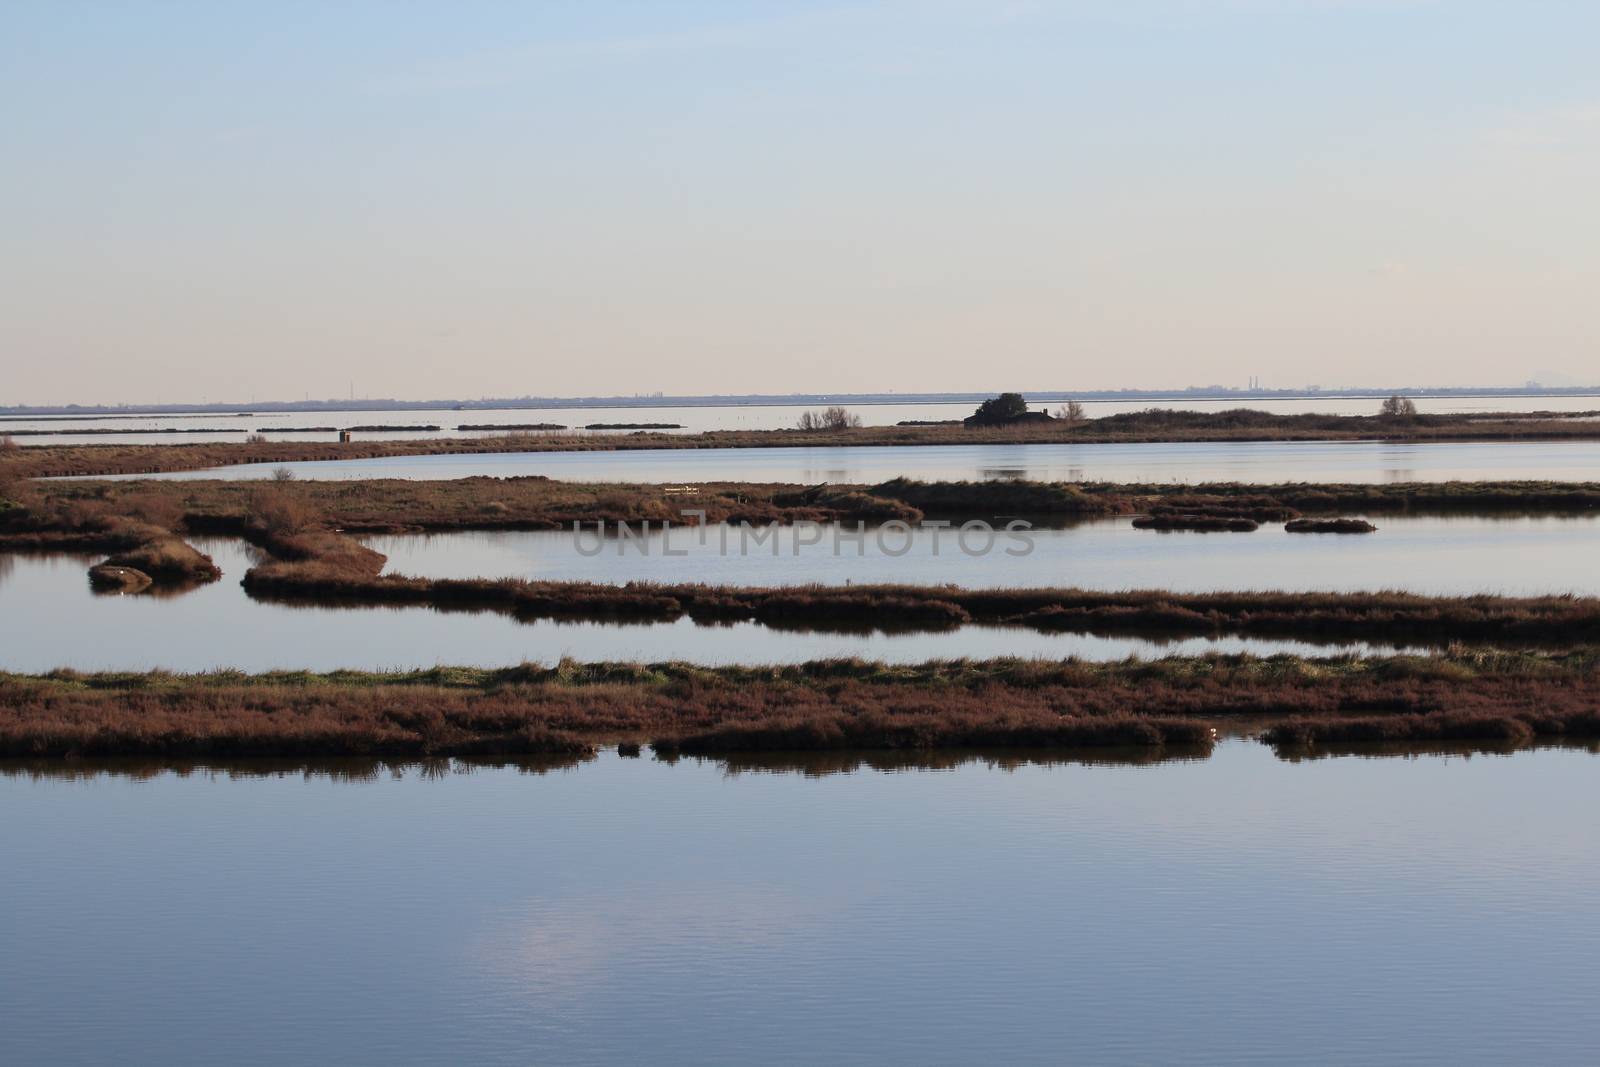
[{"x1": 3, "y1": 1, "x2": 1598, "y2": 403}]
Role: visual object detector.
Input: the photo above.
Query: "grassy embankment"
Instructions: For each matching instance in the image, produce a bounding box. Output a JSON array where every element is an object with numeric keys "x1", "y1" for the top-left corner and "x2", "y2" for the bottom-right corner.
[
  {"x1": 236, "y1": 532, "x2": 1600, "y2": 647},
  {"x1": 12, "y1": 475, "x2": 1600, "y2": 536},
  {"x1": 9, "y1": 408, "x2": 1600, "y2": 478},
  {"x1": 1, "y1": 651, "x2": 1596, "y2": 759}
]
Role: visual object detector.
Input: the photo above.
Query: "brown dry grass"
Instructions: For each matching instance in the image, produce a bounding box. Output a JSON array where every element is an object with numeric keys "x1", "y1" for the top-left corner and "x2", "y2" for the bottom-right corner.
[
  {"x1": 238, "y1": 541, "x2": 1600, "y2": 645},
  {"x1": 10, "y1": 478, "x2": 1600, "y2": 548},
  {"x1": 1, "y1": 652, "x2": 1594, "y2": 759},
  {"x1": 0, "y1": 483, "x2": 220, "y2": 583},
  {"x1": 102, "y1": 538, "x2": 221, "y2": 583}
]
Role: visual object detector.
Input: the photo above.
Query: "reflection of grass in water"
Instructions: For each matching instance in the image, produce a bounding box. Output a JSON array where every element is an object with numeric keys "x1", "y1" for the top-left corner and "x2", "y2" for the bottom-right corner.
[
  {"x1": 0, "y1": 754, "x2": 592, "y2": 783},
  {"x1": 696, "y1": 744, "x2": 1218, "y2": 777},
  {"x1": 4, "y1": 653, "x2": 1595, "y2": 761},
  {"x1": 5, "y1": 738, "x2": 1595, "y2": 782},
  {"x1": 1271, "y1": 738, "x2": 1600, "y2": 763}
]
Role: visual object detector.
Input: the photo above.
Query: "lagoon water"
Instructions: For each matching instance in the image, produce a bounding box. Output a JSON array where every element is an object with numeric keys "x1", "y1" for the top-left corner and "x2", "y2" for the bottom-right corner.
[
  {"x1": 0, "y1": 542, "x2": 1385, "y2": 674},
  {"x1": 2, "y1": 514, "x2": 1593, "y2": 672},
  {"x1": 10, "y1": 417, "x2": 1600, "y2": 1067},
  {"x1": 128, "y1": 438, "x2": 1600, "y2": 484},
  {"x1": 371, "y1": 514, "x2": 1600, "y2": 597},
  {"x1": 4, "y1": 742, "x2": 1598, "y2": 1066}
]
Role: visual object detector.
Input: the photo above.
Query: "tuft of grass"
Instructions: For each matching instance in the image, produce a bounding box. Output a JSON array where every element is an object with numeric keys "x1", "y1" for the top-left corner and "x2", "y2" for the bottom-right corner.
[{"x1": 102, "y1": 538, "x2": 221, "y2": 583}]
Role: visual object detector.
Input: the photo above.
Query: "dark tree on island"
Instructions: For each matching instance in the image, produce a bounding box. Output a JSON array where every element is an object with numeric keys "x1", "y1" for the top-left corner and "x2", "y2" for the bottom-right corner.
[
  {"x1": 965, "y1": 393, "x2": 1053, "y2": 427},
  {"x1": 975, "y1": 393, "x2": 1029, "y2": 420}
]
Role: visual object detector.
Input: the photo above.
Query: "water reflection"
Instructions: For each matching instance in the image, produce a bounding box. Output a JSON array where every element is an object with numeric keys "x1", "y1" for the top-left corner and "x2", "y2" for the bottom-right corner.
[
  {"x1": 6, "y1": 509, "x2": 1599, "y2": 675},
  {"x1": 5, "y1": 742, "x2": 1600, "y2": 1064},
  {"x1": 1269, "y1": 737, "x2": 1600, "y2": 763},
  {"x1": 89, "y1": 574, "x2": 219, "y2": 600},
  {"x1": 370, "y1": 514, "x2": 1600, "y2": 596},
  {"x1": 697, "y1": 745, "x2": 1217, "y2": 776},
  {"x1": 8, "y1": 738, "x2": 1595, "y2": 783},
  {"x1": 0, "y1": 540, "x2": 1405, "y2": 673},
  {"x1": 0, "y1": 754, "x2": 592, "y2": 782}
]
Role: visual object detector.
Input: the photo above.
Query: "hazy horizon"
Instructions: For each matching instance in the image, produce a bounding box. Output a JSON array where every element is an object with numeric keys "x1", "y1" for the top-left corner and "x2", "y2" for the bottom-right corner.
[
  {"x1": 8, "y1": 379, "x2": 1600, "y2": 415},
  {"x1": 4, "y1": 1, "x2": 1598, "y2": 406}
]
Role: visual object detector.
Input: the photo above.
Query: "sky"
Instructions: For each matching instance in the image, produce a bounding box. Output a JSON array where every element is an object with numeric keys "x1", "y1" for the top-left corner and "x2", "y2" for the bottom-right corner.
[{"x1": 2, "y1": 1, "x2": 1598, "y2": 405}]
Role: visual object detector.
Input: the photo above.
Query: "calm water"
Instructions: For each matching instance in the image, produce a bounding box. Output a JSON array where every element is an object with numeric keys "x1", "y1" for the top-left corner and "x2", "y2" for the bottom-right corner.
[
  {"x1": 2, "y1": 514, "x2": 1590, "y2": 671},
  {"x1": 125, "y1": 438, "x2": 1600, "y2": 484},
  {"x1": 4, "y1": 742, "x2": 1598, "y2": 1066},
  {"x1": 371, "y1": 514, "x2": 1600, "y2": 597},
  {"x1": 15, "y1": 394, "x2": 1600, "y2": 445},
  {"x1": 0, "y1": 542, "x2": 1380, "y2": 674}
]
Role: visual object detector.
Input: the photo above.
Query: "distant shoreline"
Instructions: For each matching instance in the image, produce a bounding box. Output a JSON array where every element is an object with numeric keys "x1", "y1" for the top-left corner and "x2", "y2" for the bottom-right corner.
[
  {"x1": 10, "y1": 409, "x2": 1600, "y2": 479},
  {"x1": 4, "y1": 385, "x2": 1599, "y2": 418}
]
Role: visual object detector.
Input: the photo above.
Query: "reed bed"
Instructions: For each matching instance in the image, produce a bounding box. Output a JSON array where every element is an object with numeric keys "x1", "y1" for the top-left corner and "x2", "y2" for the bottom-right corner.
[
  {"x1": 101, "y1": 537, "x2": 221, "y2": 583},
  {"x1": 10, "y1": 478, "x2": 1600, "y2": 546},
  {"x1": 0, "y1": 491, "x2": 219, "y2": 585},
  {"x1": 239, "y1": 550, "x2": 1600, "y2": 645},
  {"x1": 2, "y1": 652, "x2": 1595, "y2": 759}
]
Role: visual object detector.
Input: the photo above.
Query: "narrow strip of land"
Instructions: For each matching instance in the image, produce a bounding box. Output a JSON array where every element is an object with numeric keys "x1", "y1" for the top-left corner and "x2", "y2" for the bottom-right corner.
[
  {"x1": 3, "y1": 653, "x2": 1596, "y2": 759},
  {"x1": 8, "y1": 408, "x2": 1600, "y2": 478},
  {"x1": 239, "y1": 543, "x2": 1600, "y2": 647},
  {"x1": 9, "y1": 475, "x2": 1600, "y2": 542}
]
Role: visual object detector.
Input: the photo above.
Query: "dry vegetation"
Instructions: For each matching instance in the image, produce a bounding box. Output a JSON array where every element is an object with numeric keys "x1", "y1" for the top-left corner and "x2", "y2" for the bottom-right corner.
[
  {"x1": 18, "y1": 477, "x2": 929, "y2": 533},
  {"x1": 101, "y1": 538, "x2": 221, "y2": 584},
  {"x1": 1, "y1": 651, "x2": 1595, "y2": 760},
  {"x1": 240, "y1": 559, "x2": 1600, "y2": 647},
  {"x1": 149, "y1": 488, "x2": 1589, "y2": 646},
  {"x1": 5, "y1": 470, "x2": 1598, "y2": 762},
  {"x1": 1132, "y1": 514, "x2": 1261, "y2": 531},
  {"x1": 0, "y1": 481, "x2": 220, "y2": 586},
  {"x1": 9, "y1": 477, "x2": 1600, "y2": 543},
  {"x1": 1285, "y1": 518, "x2": 1379, "y2": 534}
]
